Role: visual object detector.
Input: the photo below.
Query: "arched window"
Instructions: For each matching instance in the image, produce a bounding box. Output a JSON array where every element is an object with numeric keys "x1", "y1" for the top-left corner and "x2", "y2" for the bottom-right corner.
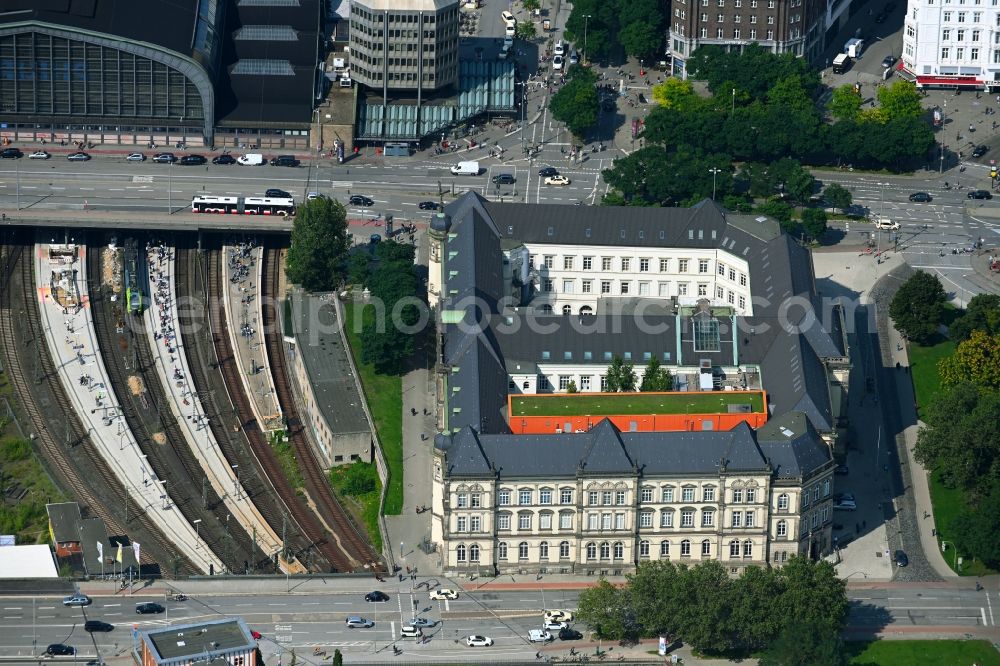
[
  {"x1": 541, "y1": 304, "x2": 554, "y2": 313},
  {"x1": 498, "y1": 542, "x2": 508, "y2": 559},
  {"x1": 586, "y1": 542, "x2": 597, "y2": 559},
  {"x1": 680, "y1": 539, "x2": 691, "y2": 556},
  {"x1": 639, "y1": 540, "x2": 650, "y2": 557},
  {"x1": 777, "y1": 493, "x2": 789, "y2": 510},
  {"x1": 562, "y1": 304, "x2": 572, "y2": 315},
  {"x1": 600, "y1": 542, "x2": 611, "y2": 559},
  {"x1": 456, "y1": 544, "x2": 467, "y2": 562},
  {"x1": 580, "y1": 305, "x2": 594, "y2": 315},
  {"x1": 470, "y1": 544, "x2": 480, "y2": 562},
  {"x1": 776, "y1": 520, "x2": 787, "y2": 537},
  {"x1": 729, "y1": 539, "x2": 740, "y2": 557},
  {"x1": 660, "y1": 540, "x2": 670, "y2": 557},
  {"x1": 613, "y1": 542, "x2": 624, "y2": 559},
  {"x1": 559, "y1": 541, "x2": 571, "y2": 558},
  {"x1": 539, "y1": 541, "x2": 550, "y2": 559},
  {"x1": 743, "y1": 540, "x2": 753, "y2": 558},
  {"x1": 701, "y1": 539, "x2": 711, "y2": 556},
  {"x1": 518, "y1": 542, "x2": 529, "y2": 560}
]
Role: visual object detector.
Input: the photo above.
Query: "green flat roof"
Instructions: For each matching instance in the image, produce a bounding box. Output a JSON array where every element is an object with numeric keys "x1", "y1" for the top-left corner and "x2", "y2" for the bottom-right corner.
[{"x1": 509, "y1": 392, "x2": 765, "y2": 417}]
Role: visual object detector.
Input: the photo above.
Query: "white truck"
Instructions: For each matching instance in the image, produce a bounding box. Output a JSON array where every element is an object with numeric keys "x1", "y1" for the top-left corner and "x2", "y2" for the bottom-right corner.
[
  {"x1": 832, "y1": 53, "x2": 852, "y2": 74},
  {"x1": 237, "y1": 153, "x2": 264, "y2": 166},
  {"x1": 844, "y1": 38, "x2": 865, "y2": 59},
  {"x1": 450, "y1": 160, "x2": 480, "y2": 175},
  {"x1": 872, "y1": 216, "x2": 900, "y2": 230}
]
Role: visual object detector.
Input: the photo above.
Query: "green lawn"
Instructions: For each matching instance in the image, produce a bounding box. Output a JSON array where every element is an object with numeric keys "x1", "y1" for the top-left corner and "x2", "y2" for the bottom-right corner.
[
  {"x1": 342, "y1": 302, "x2": 404, "y2": 515},
  {"x1": 328, "y1": 463, "x2": 384, "y2": 553},
  {"x1": 845, "y1": 639, "x2": 1000, "y2": 665},
  {"x1": 907, "y1": 337, "x2": 955, "y2": 415},
  {"x1": 0, "y1": 412, "x2": 67, "y2": 545},
  {"x1": 510, "y1": 391, "x2": 765, "y2": 417}
]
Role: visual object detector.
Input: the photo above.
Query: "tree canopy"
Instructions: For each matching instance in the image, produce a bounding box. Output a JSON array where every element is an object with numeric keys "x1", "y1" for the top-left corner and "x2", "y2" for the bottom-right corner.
[
  {"x1": 823, "y1": 183, "x2": 853, "y2": 211},
  {"x1": 360, "y1": 242, "x2": 421, "y2": 374},
  {"x1": 888, "y1": 271, "x2": 947, "y2": 344},
  {"x1": 550, "y1": 66, "x2": 599, "y2": 140},
  {"x1": 639, "y1": 357, "x2": 673, "y2": 392},
  {"x1": 605, "y1": 356, "x2": 637, "y2": 392},
  {"x1": 938, "y1": 330, "x2": 1000, "y2": 390},
  {"x1": 949, "y1": 293, "x2": 1000, "y2": 342},
  {"x1": 565, "y1": 0, "x2": 665, "y2": 60},
  {"x1": 285, "y1": 198, "x2": 349, "y2": 291}
]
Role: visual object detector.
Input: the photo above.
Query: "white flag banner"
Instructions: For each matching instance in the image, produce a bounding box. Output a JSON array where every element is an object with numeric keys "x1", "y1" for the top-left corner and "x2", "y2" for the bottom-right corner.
[
  {"x1": 96, "y1": 541, "x2": 103, "y2": 560},
  {"x1": 132, "y1": 542, "x2": 141, "y2": 566}
]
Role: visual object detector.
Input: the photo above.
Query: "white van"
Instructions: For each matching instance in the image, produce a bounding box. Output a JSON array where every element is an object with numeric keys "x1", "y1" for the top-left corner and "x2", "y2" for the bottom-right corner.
[
  {"x1": 505, "y1": 24, "x2": 515, "y2": 37},
  {"x1": 450, "y1": 160, "x2": 480, "y2": 175},
  {"x1": 501, "y1": 10, "x2": 516, "y2": 26},
  {"x1": 872, "y1": 217, "x2": 900, "y2": 230},
  {"x1": 554, "y1": 40, "x2": 565, "y2": 56},
  {"x1": 237, "y1": 153, "x2": 264, "y2": 166}
]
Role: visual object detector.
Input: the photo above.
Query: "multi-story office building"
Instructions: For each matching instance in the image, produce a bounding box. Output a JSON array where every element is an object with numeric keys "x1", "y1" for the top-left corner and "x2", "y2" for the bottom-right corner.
[
  {"x1": 424, "y1": 192, "x2": 850, "y2": 574},
  {"x1": 901, "y1": 0, "x2": 1000, "y2": 90},
  {"x1": 666, "y1": 0, "x2": 826, "y2": 77},
  {"x1": 432, "y1": 412, "x2": 834, "y2": 575},
  {"x1": 348, "y1": 0, "x2": 460, "y2": 95}
]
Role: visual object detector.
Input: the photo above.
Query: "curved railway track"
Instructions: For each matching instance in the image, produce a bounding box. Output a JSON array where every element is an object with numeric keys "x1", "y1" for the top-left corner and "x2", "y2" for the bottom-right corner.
[
  {"x1": 259, "y1": 245, "x2": 378, "y2": 570},
  {"x1": 174, "y1": 242, "x2": 312, "y2": 571},
  {"x1": 0, "y1": 233, "x2": 193, "y2": 575},
  {"x1": 203, "y1": 244, "x2": 341, "y2": 571},
  {"x1": 85, "y1": 236, "x2": 255, "y2": 574}
]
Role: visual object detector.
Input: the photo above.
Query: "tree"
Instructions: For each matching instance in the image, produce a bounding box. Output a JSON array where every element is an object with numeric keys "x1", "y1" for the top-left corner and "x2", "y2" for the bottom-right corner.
[
  {"x1": 827, "y1": 85, "x2": 862, "y2": 122},
  {"x1": 341, "y1": 462, "x2": 378, "y2": 495},
  {"x1": 522, "y1": 0, "x2": 540, "y2": 10},
  {"x1": 728, "y1": 566, "x2": 784, "y2": 652},
  {"x1": 914, "y1": 382, "x2": 1000, "y2": 495},
  {"x1": 876, "y1": 80, "x2": 923, "y2": 120},
  {"x1": 774, "y1": 557, "x2": 849, "y2": 637},
  {"x1": 332, "y1": 649, "x2": 344, "y2": 666},
  {"x1": 800, "y1": 208, "x2": 828, "y2": 242},
  {"x1": 822, "y1": 183, "x2": 853, "y2": 212},
  {"x1": 550, "y1": 67, "x2": 599, "y2": 140},
  {"x1": 651, "y1": 78, "x2": 697, "y2": 109},
  {"x1": 566, "y1": 379, "x2": 578, "y2": 394},
  {"x1": 620, "y1": 21, "x2": 662, "y2": 59},
  {"x1": 285, "y1": 198, "x2": 349, "y2": 291},
  {"x1": 951, "y1": 479, "x2": 1000, "y2": 567},
  {"x1": 515, "y1": 20, "x2": 536, "y2": 40},
  {"x1": 347, "y1": 251, "x2": 372, "y2": 285},
  {"x1": 949, "y1": 293, "x2": 1000, "y2": 342},
  {"x1": 605, "y1": 356, "x2": 637, "y2": 392},
  {"x1": 639, "y1": 358, "x2": 672, "y2": 391},
  {"x1": 938, "y1": 330, "x2": 1000, "y2": 390},
  {"x1": 768, "y1": 157, "x2": 815, "y2": 204},
  {"x1": 757, "y1": 617, "x2": 847, "y2": 666},
  {"x1": 756, "y1": 200, "x2": 793, "y2": 224},
  {"x1": 361, "y1": 242, "x2": 420, "y2": 374},
  {"x1": 888, "y1": 271, "x2": 947, "y2": 344},
  {"x1": 671, "y1": 561, "x2": 736, "y2": 653},
  {"x1": 627, "y1": 561, "x2": 685, "y2": 637},
  {"x1": 575, "y1": 578, "x2": 633, "y2": 639}
]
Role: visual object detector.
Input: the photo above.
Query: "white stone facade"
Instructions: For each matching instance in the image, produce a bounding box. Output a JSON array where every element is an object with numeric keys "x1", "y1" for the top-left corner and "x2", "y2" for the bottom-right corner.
[{"x1": 902, "y1": 0, "x2": 1000, "y2": 89}]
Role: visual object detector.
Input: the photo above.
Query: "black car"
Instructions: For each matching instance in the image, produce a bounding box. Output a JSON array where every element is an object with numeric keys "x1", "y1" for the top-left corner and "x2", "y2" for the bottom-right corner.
[
  {"x1": 349, "y1": 195, "x2": 375, "y2": 207},
  {"x1": 881, "y1": 55, "x2": 897, "y2": 69},
  {"x1": 179, "y1": 154, "x2": 207, "y2": 165},
  {"x1": 418, "y1": 201, "x2": 439, "y2": 210},
  {"x1": 212, "y1": 154, "x2": 237, "y2": 165},
  {"x1": 84, "y1": 620, "x2": 114, "y2": 633},
  {"x1": 45, "y1": 644, "x2": 75, "y2": 656},
  {"x1": 538, "y1": 167, "x2": 559, "y2": 177},
  {"x1": 894, "y1": 550, "x2": 909, "y2": 567},
  {"x1": 365, "y1": 591, "x2": 389, "y2": 602},
  {"x1": 136, "y1": 602, "x2": 165, "y2": 614},
  {"x1": 265, "y1": 188, "x2": 292, "y2": 199},
  {"x1": 270, "y1": 155, "x2": 300, "y2": 167},
  {"x1": 972, "y1": 144, "x2": 989, "y2": 158},
  {"x1": 908, "y1": 192, "x2": 932, "y2": 202},
  {"x1": 152, "y1": 152, "x2": 177, "y2": 163},
  {"x1": 0, "y1": 147, "x2": 23, "y2": 159},
  {"x1": 559, "y1": 628, "x2": 583, "y2": 641},
  {"x1": 492, "y1": 173, "x2": 516, "y2": 185},
  {"x1": 968, "y1": 189, "x2": 993, "y2": 199}
]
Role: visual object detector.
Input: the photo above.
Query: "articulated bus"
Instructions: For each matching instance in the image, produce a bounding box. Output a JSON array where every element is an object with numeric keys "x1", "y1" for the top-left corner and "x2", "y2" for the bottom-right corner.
[{"x1": 191, "y1": 195, "x2": 295, "y2": 216}]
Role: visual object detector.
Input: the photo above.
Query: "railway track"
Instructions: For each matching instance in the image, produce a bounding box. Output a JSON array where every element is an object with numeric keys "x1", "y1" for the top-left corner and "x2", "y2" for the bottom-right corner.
[
  {"x1": 203, "y1": 244, "x2": 340, "y2": 571},
  {"x1": 259, "y1": 245, "x2": 378, "y2": 570},
  {"x1": 174, "y1": 241, "x2": 312, "y2": 571},
  {"x1": 0, "y1": 233, "x2": 193, "y2": 575},
  {"x1": 85, "y1": 236, "x2": 252, "y2": 574}
]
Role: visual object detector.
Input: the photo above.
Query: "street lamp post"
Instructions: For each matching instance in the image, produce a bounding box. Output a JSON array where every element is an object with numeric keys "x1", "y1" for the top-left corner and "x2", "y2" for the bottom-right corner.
[
  {"x1": 193, "y1": 519, "x2": 202, "y2": 549},
  {"x1": 400, "y1": 541, "x2": 405, "y2": 558},
  {"x1": 232, "y1": 464, "x2": 240, "y2": 500},
  {"x1": 731, "y1": 88, "x2": 736, "y2": 115},
  {"x1": 167, "y1": 159, "x2": 173, "y2": 214},
  {"x1": 708, "y1": 167, "x2": 722, "y2": 200},
  {"x1": 582, "y1": 15, "x2": 592, "y2": 65}
]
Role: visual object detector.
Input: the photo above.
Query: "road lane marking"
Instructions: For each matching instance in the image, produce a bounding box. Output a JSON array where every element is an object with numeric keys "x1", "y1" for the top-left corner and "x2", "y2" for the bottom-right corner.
[
  {"x1": 983, "y1": 608, "x2": 988, "y2": 625},
  {"x1": 988, "y1": 592, "x2": 995, "y2": 626}
]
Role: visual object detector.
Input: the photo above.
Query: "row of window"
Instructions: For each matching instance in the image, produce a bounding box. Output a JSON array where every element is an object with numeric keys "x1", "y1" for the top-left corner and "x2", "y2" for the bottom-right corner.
[
  {"x1": 693, "y1": 27, "x2": 786, "y2": 39},
  {"x1": 478, "y1": 486, "x2": 778, "y2": 508},
  {"x1": 540, "y1": 256, "x2": 744, "y2": 282},
  {"x1": 941, "y1": 28, "x2": 983, "y2": 40},
  {"x1": 939, "y1": 10, "x2": 984, "y2": 22},
  {"x1": 483, "y1": 539, "x2": 759, "y2": 561},
  {"x1": 940, "y1": 46, "x2": 982, "y2": 60},
  {"x1": 698, "y1": 12, "x2": 779, "y2": 23},
  {"x1": 539, "y1": 278, "x2": 746, "y2": 307},
  {"x1": 464, "y1": 507, "x2": 783, "y2": 533}
]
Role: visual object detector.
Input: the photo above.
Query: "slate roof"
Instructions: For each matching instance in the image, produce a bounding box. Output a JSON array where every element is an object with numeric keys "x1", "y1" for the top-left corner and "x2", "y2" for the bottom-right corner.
[
  {"x1": 755, "y1": 411, "x2": 833, "y2": 480},
  {"x1": 439, "y1": 192, "x2": 842, "y2": 435},
  {"x1": 46, "y1": 502, "x2": 82, "y2": 543},
  {"x1": 438, "y1": 419, "x2": 814, "y2": 480}
]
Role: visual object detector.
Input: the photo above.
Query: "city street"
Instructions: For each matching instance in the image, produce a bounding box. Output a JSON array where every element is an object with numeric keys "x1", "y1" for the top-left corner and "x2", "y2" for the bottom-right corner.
[{"x1": 0, "y1": 580, "x2": 997, "y2": 663}]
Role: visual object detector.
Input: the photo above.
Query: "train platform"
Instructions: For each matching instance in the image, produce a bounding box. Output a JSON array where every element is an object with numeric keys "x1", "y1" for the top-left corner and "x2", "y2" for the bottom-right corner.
[
  {"x1": 0, "y1": 208, "x2": 293, "y2": 232},
  {"x1": 222, "y1": 243, "x2": 282, "y2": 432},
  {"x1": 143, "y1": 242, "x2": 284, "y2": 563},
  {"x1": 33, "y1": 237, "x2": 220, "y2": 574}
]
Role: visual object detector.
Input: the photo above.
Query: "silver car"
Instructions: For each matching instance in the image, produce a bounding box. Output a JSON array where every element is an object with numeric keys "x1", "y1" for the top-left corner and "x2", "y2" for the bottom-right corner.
[
  {"x1": 346, "y1": 616, "x2": 374, "y2": 628},
  {"x1": 125, "y1": 152, "x2": 146, "y2": 161},
  {"x1": 63, "y1": 594, "x2": 91, "y2": 607}
]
